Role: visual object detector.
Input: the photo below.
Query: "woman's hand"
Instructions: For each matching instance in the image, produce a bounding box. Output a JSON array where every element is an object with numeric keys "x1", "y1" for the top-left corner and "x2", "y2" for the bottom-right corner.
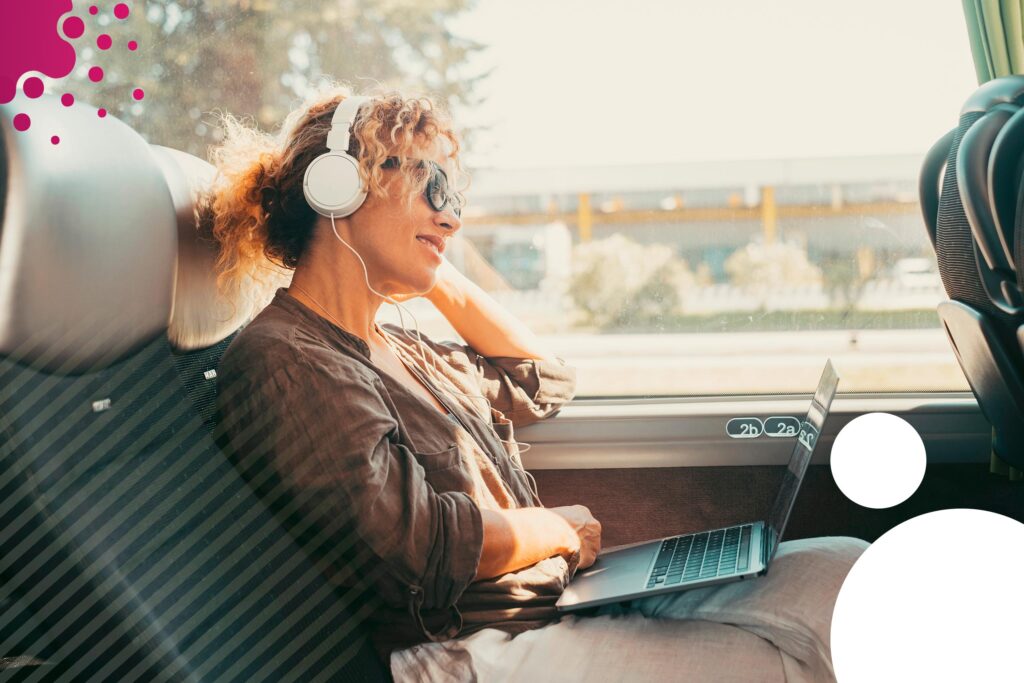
[
  {"x1": 475, "y1": 506, "x2": 599, "y2": 581},
  {"x1": 550, "y1": 505, "x2": 602, "y2": 570}
]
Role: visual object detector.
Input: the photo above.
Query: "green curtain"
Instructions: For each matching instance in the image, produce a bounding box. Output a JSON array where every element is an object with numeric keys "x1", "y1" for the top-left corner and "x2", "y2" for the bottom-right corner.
[{"x1": 963, "y1": 0, "x2": 1024, "y2": 83}]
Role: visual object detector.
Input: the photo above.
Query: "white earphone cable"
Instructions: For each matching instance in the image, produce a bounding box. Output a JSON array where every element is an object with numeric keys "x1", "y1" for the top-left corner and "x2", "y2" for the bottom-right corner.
[{"x1": 316, "y1": 214, "x2": 540, "y2": 499}]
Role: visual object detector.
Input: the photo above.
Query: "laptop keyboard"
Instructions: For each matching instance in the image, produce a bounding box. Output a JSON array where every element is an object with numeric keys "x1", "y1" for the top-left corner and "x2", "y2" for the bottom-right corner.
[{"x1": 645, "y1": 524, "x2": 752, "y2": 589}]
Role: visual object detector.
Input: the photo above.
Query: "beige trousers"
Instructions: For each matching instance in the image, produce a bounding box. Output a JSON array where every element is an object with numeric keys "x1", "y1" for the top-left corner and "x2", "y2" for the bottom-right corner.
[{"x1": 391, "y1": 536, "x2": 870, "y2": 682}]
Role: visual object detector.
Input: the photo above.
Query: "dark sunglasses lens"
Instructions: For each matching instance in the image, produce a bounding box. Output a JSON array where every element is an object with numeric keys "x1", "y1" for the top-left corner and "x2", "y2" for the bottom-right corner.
[
  {"x1": 426, "y1": 171, "x2": 460, "y2": 216},
  {"x1": 427, "y1": 177, "x2": 447, "y2": 212}
]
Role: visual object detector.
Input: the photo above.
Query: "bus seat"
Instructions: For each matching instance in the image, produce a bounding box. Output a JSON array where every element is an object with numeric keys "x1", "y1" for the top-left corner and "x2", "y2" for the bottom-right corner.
[
  {"x1": 0, "y1": 94, "x2": 390, "y2": 681},
  {"x1": 150, "y1": 144, "x2": 264, "y2": 354},
  {"x1": 921, "y1": 75, "x2": 1024, "y2": 468}
]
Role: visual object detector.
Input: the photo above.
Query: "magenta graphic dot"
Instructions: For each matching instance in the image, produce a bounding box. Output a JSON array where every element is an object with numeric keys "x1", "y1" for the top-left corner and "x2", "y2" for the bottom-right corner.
[
  {"x1": 62, "y1": 16, "x2": 85, "y2": 39},
  {"x1": 97, "y1": 108, "x2": 107, "y2": 118},
  {"x1": 23, "y1": 77, "x2": 44, "y2": 98},
  {"x1": 88, "y1": 66, "x2": 104, "y2": 82},
  {"x1": 114, "y1": 3, "x2": 130, "y2": 20},
  {"x1": 51, "y1": 136, "x2": 60, "y2": 145},
  {"x1": 89, "y1": 5, "x2": 98, "y2": 15},
  {"x1": 128, "y1": 40, "x2": 138, "y2": 51},
  {"x1": 1, "y1": 5, "x2": 78, "y2": 105},
  {"x1": 97, "y1": 34, "x2": 112, "y2": 50},
  {"x1": 132, "y1": 88, "x2": 144, "y2": 101},
  {"x1": 13, "y1": 114, "x2": 30, "y2": 131},
  {"x1": 61, "y1": 93, "x2": 74, "y2": 106}
]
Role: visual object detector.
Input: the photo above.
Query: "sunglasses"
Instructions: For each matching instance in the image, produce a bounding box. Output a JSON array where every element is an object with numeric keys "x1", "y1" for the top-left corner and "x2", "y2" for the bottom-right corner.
[{"x1": 381, "y1": 156, "x2": 463, "y2": 218}]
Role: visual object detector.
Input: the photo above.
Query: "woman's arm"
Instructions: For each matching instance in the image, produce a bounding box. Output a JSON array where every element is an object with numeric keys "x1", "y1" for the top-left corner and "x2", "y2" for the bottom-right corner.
[
  {"x1": 425, "y1": 257, "x2": 561, "y2": 362},
  {"x1": 404, "y1": 256, "x2": 575, "y2": 427},
  {"x1": 474, "y1": 505, "x2": 602, "y2": 580}
]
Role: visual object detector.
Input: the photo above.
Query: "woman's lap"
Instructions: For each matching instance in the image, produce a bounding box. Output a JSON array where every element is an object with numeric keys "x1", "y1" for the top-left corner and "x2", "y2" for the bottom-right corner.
[
  {"x1": 621, "y1": 535, "x2": 870, "y2": 681},
  {"x1": 390, "y1": 536, "x2": 870, "y2": 683}
]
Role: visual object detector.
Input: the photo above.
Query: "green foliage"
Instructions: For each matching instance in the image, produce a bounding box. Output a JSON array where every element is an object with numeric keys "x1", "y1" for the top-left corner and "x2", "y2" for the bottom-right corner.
[
  {"x1": 723, "y1": 240, "x2": 822, "y2": 289},
  {"x1": 606, "y1": 308, "x2": 942, "y2": 334},
  {"x1": 70, "y1": 0, "x2": 488, "y2": 157},
  {"x1": 818, "y1": 251, "x2": 880, "y2": 327},
  {"x1": 568, "y1": 233, "x2": 694, "y2": 330}
]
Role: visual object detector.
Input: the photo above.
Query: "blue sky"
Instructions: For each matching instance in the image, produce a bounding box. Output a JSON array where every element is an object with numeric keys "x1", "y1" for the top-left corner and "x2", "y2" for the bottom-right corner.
[{"x1": 448, "y1": 0, "x2": 978, "y2": 169}]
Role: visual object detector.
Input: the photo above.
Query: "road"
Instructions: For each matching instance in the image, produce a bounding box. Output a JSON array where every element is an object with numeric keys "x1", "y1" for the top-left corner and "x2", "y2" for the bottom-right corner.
[{"x1": 542, "y1": 329, "x2": 967, "y2": 395}]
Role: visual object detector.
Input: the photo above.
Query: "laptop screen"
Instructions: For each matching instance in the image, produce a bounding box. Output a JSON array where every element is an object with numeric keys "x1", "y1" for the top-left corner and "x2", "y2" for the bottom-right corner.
[{"x1": 764, "y1": 359, "x2": 840, "y2": 563}]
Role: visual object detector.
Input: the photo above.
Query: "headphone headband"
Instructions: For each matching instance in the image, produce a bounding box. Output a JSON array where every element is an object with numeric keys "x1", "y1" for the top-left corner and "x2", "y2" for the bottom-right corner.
[{"x1": 325, "y1": 95, "x2": 373, "y2": 154}]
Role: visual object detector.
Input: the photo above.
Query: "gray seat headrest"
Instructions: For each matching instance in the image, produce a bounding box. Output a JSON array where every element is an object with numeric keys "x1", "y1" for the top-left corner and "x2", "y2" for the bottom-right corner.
[
  {"x1": 151, "y1": 145, "x2": 253, "y2": 351},
  {"x1": 0, "y1": 94, "x2": 176, "y2": 374}
]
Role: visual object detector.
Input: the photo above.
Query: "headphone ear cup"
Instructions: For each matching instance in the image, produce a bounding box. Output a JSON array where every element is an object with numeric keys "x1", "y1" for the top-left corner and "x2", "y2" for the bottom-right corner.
[{"x1": 303, "y1": 152, "x2": 367, "y2": 217}]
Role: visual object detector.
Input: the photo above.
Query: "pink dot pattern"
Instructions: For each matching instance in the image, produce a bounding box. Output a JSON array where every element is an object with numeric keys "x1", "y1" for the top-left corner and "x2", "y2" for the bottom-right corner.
[
  {"x1": 23, "y1": 77, "x2": 44, "y2": 98},
  {"x1": 1, "y1": 3, "x2": 78, "y2": 105},
  {"x1": 7, "y1": 2, "x2": 143, "y2": 142},
  {"x1": 62, "y1": 16, "x2": 85, "y2": 39}
]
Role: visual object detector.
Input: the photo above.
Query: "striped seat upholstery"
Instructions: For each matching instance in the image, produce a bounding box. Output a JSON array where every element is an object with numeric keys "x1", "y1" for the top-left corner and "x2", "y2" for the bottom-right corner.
[{"x1": 0, "y1": 94, "x2": 389, "y2": 681}]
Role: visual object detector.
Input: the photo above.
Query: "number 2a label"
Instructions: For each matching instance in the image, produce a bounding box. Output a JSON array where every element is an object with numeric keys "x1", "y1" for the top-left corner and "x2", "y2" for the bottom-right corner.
[
  {"x1": 764, "y1": 416, "x2": 801, "y2": 438},
  {"x1": 726, "y1": 417, "x2": 764, "y2": 439}
]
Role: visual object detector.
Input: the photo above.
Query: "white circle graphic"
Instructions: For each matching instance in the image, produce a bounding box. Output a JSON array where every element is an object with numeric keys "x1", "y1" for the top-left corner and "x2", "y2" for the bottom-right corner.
[
  {"x1": 832, "y1": 509, "x2": 1024, "y2": 682},
  {"x1": 830, "y1": 412, "x2": 925, "y2": 508}
]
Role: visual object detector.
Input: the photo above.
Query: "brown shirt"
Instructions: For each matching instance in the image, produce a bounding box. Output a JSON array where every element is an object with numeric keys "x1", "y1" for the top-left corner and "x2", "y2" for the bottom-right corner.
[{"x1": 215, "y1": 288, "x2": 579, "y2": 658}]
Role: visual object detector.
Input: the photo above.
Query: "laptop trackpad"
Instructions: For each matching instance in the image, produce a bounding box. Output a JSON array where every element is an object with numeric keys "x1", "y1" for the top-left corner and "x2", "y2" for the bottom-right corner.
[{"x1": 558, "y1": 542, "x2": 658, "y2": 609}]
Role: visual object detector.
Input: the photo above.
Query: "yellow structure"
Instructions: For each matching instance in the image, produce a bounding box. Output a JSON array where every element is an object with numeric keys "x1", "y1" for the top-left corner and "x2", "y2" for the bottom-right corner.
[
  {"x1": 761, "y1": 186, "x2": 777, "y2": 245},
  {"x1": 577, "y1": 192, "x2": 592, "y2": 242}
]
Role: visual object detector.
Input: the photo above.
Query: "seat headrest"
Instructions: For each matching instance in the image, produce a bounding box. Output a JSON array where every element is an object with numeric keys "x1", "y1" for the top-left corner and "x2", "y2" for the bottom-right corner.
[
  {"x1": 0, "y1": 94, "x2": 176, "y2": 374},
  {"x1": 962, "y1": 75, "x2": 1024, "y2": 114},
  {"x1": 151, "y1": 145, "x2": 254, "y2": 352}
]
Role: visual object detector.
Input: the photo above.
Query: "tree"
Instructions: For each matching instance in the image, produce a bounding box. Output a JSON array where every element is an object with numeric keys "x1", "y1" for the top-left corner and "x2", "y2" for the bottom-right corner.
[
  {"x1": 569, "y1": 233, "x2": 695, "y2": 330},
  {"x1": 820, "y1": 248, "x2": 878, "y2": 339},
  {"x1": 64, "y1": 0, "x2": 489, "y2": 158},
  {"x1": 723, "y1": 240, "x2": 822, "y2": 311},
  {"x1": 724, "y1": 240, "x2": 822, "y2": 289}
]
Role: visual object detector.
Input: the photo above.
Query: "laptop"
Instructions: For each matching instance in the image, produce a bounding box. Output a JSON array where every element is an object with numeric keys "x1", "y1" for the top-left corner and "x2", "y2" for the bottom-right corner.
[{"x1": 556, "y1": 359, "x2": 840, "y2": 612}]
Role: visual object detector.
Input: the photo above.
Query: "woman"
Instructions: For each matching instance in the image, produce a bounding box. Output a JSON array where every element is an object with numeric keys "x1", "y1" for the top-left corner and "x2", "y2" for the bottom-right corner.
[{"x1": 209, "y1": 82, "x2": 868, "y2": 682}]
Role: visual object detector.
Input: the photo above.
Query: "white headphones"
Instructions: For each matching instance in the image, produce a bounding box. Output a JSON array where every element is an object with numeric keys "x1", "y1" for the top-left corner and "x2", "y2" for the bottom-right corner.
[
  {"x1": 302, "y1": 95, "x2": 374, "y2": 218},
  {"x1": 297, "y1": 95, "x2": 540, "y2": 502}
]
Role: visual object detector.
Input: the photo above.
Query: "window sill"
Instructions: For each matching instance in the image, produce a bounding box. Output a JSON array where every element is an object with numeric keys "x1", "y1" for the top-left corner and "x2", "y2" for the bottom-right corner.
[{"x1": 517, "y1": 392, "x2": 989, "y2": 469}]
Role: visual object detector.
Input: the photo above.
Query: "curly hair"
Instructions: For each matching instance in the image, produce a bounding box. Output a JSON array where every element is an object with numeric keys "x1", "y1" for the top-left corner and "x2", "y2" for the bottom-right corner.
[{"x1": 202, "y1": 80, "x2": 467, "y2": 320}]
